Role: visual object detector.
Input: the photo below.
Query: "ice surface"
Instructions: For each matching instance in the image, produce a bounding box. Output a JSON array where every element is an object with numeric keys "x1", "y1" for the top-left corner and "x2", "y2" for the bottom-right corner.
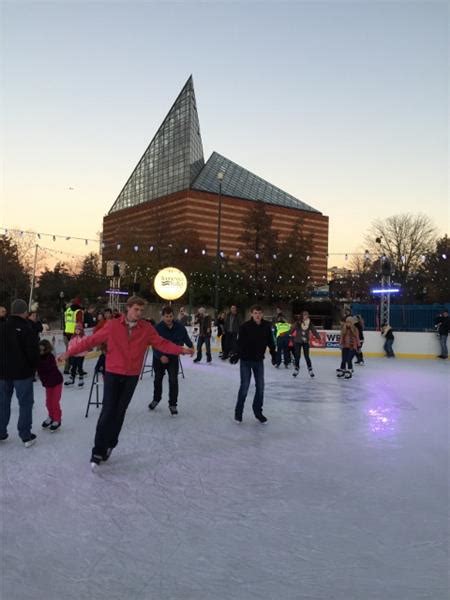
[{"x1": 0, "y1": 355, "x2": 448, "y2": 600}]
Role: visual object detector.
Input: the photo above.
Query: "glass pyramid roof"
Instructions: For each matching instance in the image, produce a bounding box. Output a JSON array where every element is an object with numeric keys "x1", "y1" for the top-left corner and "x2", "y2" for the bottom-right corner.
[
  {"x1": 109, "y1": 76, "x2": 204, "y2": 214},
  {"x1": 192, "y1": 152, "x2": 319, "y2": 213}
]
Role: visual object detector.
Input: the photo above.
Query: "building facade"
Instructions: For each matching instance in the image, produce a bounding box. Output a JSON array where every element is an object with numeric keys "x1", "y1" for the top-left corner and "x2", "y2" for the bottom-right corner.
[{"x1": 102, "y1": 76, "x2": 329, "y2": 282}]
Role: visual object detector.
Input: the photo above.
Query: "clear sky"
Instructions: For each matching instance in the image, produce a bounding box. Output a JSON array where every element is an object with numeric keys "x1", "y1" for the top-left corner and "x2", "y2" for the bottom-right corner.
[{"x1": 2, "y1": 1, "x2": 448, "y2": 266}]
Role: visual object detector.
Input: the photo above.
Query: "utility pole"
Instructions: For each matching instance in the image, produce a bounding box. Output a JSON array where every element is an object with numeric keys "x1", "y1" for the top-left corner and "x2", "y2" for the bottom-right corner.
[{"x1": 28, "y1": 244, "x2": 39, "y2": 310}]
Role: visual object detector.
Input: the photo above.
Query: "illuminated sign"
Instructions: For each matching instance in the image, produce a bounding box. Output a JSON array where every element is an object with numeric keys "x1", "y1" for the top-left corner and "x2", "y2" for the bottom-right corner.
[{"x1": 154, "y1": 267, "x2": 187, "y2": 300}]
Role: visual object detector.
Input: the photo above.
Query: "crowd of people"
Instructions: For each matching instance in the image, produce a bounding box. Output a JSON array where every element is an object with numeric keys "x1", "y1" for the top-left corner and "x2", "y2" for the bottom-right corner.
[{"x1": 0, "y1": 296, "x2": 448, "y2": 470}]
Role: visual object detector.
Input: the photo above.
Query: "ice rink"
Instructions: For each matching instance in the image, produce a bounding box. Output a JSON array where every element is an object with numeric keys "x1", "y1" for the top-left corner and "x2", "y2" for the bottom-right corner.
[{"x1": 1, "y1": 354, "x2": 448, "y2": 600}]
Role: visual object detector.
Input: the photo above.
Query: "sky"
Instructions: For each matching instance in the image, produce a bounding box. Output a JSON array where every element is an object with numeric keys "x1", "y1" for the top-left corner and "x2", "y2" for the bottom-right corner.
[{"x1": 1, "y1": 0, "x2": 448, "y2": 268}]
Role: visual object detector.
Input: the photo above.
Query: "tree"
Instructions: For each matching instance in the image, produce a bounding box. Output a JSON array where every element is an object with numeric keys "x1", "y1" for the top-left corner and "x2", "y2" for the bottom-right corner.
[
  {"x1": 421, "y1": 235, "x2": 449, "y2": 303},
  {"x1": 238, "y1": 202, "x2": 279, "y2": 300},
  {"x1": 76, "y1": 253, "x2": 107, "y2": 302},
  {"x1": 365, "y1": 213, "x2": 437, "y2": 286},
  {"x1": 0, "y1": 235, "x2": 30, "y2": 306}
]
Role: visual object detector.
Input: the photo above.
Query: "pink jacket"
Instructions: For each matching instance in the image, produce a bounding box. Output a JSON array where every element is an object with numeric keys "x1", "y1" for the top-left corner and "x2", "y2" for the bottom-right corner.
[{"x1": 65, "y1": 315, "x2": 185, "y2": 376}]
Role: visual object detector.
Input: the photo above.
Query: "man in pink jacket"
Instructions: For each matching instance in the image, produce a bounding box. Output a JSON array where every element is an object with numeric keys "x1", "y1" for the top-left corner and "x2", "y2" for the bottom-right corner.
[{"x1": 58, "y1": 296, "x2": 194, "y2": 468}]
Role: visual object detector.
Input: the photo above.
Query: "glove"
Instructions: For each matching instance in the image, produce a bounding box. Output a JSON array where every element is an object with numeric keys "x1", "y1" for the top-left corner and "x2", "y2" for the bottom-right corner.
[{"x1": 229, "y1": 353, "x2": 240, "y2": 365}]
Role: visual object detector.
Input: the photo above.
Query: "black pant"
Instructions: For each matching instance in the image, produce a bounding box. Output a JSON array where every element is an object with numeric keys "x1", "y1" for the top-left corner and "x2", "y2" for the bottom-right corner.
[
  {"x1": 294, "y1": 343, "x2": 312, "y2": 369},
  {"x1": 355, "y1": 341, "x2": 364, "y2": 363},
  {"x1": 340, "y1": 348, "x2": 354, "y2": 370},
  {"x1": 196, "y1": 335, "x2": 211, "y2": 361},
  {"x1": 93, "y1": 372, "x2": 139, "y2": 456},
  {"x1": 153, "y1": 358, "x2": 179, "y2": 406},
  {"x1": 222, "y1": 332, "x2": 238, "y2": 358},
  {"x1": 70, "y1": 356, "x2": 85, "y2": 378}
]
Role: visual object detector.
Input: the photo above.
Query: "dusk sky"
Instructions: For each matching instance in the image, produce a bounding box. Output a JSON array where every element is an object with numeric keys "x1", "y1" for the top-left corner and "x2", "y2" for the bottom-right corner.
[{"x1": 2, "y1": 1, "x2": 448, "y2": 266}]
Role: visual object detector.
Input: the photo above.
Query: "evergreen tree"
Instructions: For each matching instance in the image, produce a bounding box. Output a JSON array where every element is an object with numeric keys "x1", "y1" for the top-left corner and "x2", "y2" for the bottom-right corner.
[{"x1": 0, "y1": 235, "x2": 30, "y2": 306}]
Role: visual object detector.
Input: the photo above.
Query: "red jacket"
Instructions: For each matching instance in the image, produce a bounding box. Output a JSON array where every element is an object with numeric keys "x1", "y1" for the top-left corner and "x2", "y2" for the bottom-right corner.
[{"x1": 65, "y1": 315, "x2": 185, "y2": 376}]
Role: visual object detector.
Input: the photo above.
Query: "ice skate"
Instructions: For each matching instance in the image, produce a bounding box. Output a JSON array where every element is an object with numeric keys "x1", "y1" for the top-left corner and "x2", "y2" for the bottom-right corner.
[
  {"x1": 90, "y1": 454, "x2": 103, "y2": 471},
  {"x1": 41, "y1": 418, "x2": 52, "y2": 429},
  {"x1": 336, "y1": 369, "x2": 345, "y2": 378},
  {"x1": 254, "y1": 413, "x2": 268, "y2": 424},
  {"x1": 292, "y1": 367, "x2": 299, "y2": 377},
  {"x1": 64, "y1": 376, "x2": 74, "y2": 386},
  {"x1": 344, "y1": 370, "x2": 352, "y2": 379},
  {"x1": 308, "y1": 369, "x2": 315, "y2": 378},
  {"x1": 148, "y1": 399, "x2": 159, "y2": 410},
  {"x1": 49, "y1": 421, "x2": 61, "y2": 432},
  {"x1": 78, "y1": 378, "x2": 84, "y2": 388},
  {"x1": 23, "y1": 434, "x2": 37, "y2": 448},
  {"x1": 169, "y1": 405, "x2": 178, "y2": 416}
]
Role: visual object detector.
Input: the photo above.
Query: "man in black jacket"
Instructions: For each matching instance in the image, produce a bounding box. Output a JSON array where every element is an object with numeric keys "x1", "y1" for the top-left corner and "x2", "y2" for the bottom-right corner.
[
  {"x1": 0, "y1": 299, "x2": 39, "y2": 446},
  {"x1": 221, "y1": 304, "x2": 241, "y2": 360},
  {"x1": 435, "y1": 310, "x2": 449, "y2": 359},
  {"x1": 233, "y1": 305, "x2": 276, "y2": 424},
  {"x1": 149, "y1": 306, "x2": 193, "y2": 415}
]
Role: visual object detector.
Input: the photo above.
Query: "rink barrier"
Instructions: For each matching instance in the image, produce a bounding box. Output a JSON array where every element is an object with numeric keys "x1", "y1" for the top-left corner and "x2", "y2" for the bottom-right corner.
[{"x1": 41, "y1": 327, "x2": 444, "y2": 360}]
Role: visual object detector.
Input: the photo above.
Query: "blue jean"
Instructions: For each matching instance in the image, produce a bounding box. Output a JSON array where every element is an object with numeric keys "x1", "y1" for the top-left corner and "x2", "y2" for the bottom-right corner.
[
  {"x1": 235, "y1": 360, "x2": 265, "y2": 417},
  {"x1": 0, "y1": 378, "x2": 34, "y2": 440},
  {"x1": 439, "y1": 335, "x2": 448, "y2": 358},
  {"x1": 384, "y1": 339, "x2": 395, "y2": 357}
]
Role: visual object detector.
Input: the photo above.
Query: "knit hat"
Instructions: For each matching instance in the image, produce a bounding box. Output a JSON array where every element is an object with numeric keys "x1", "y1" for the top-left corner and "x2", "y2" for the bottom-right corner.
[{"x1": 11, "y1": 299, "x2": 28, "y2": 315}]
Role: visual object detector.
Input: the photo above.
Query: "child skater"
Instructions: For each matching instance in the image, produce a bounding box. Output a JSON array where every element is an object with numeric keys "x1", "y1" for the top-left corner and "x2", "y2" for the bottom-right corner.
[
  {"x1": 65, "y1": 323, "x2": 87, "y2": 387},
  {"x1": 37, "y1": 339, "x2": 64, "y2": 431},
  {"x1": 337, "y1": 316, "x2": 360, "y2": 379}
]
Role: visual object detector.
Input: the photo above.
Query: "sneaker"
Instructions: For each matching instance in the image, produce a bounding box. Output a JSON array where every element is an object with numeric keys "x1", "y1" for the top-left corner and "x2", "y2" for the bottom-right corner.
[
  {"x1": 23, "y1": 434, "x2": 37, "y2": 448},
  {"x1": 344, "y1": 370, "x2": 352, "y2": 379},
  {"x1": 169, "y1": 406, "x2": 178, "y2": 416},
  {"x1": 0, "y1": 433, "x2": 8, "y2": 441},
  {"x1": 308, "y1": 369, "x2": 315, "y2": 378},
  {"x1": 149, "y1": 400, "x2": 160, "y2": 410},
  {"x1": 78, "y1": 379, "x2": 84, "y2": 387},
  {"x1": 254, "y1": 413, "x2": 268, "y2": 424},
  {"x1": 336, "y1": 369, "x2": 345, "y2": 378},
  {"x1": 64, "y1": 378, "x2": 74, "y2": 386},
  {"x1": 49, "y1": 421, "x2": 61, "y2": 432},
  {"x1": 42, "y1": 418, "x2": 53, "y2": 428}
]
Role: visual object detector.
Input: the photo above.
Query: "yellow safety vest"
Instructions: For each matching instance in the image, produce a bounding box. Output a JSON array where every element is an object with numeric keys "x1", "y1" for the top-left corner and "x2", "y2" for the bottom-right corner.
[
  {"x1": 275, "y1": 322, "x2": 291, "y2": 337},
  {"x1": 65, "y1": 307, "x2": 80, "y2": 334}
]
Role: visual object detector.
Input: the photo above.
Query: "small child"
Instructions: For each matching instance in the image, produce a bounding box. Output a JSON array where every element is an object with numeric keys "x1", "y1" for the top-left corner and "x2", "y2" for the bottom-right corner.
[
  {"x1": 65, "y1": 324, "x2": 87, "y2": 387},
  {"x1": 37, "y1": 339, "x2": 64, "y2": 431},
  {"x1": 337, "y1": 317, "x2": 360, "y2": 379}
]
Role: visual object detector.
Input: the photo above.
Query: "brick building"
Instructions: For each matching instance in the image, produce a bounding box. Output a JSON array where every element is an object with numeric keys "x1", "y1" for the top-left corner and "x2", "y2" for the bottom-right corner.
[{"x1": 102, "y1": 76, "x2": 328, "y2": 282}]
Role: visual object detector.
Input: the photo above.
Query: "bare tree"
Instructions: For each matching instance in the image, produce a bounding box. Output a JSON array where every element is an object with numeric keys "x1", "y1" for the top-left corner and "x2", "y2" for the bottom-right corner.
[{"x1": 365, "y1": 213, "x2": 437, "y2": 283}]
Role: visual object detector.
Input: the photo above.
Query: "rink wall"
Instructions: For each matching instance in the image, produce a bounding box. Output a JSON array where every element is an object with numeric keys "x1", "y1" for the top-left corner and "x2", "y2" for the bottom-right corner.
[{"x1": 41, "y1": 328, "x2": 443, "y2": 360}]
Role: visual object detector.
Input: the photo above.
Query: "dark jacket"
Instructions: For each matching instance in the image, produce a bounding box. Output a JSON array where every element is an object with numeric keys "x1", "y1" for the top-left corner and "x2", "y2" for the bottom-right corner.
[
  {"x1": 37, "y1": 353, "x2": 63, "y2": 387},
  {"x1": 354, "y1": 321, "x2": 364, "y2": 342},
  {"x1": 195, "y1": 314, "x2": 212, "y2": 337},
  {"x1": 237, "y1": 318, "x2": 276, "y2": 361},
  {"x1": 435, "y1": 315, "x2": 449, "y2": 336},
  {"x1": 153, "y1": 320, "x2": 193, "y2": 361},
  {"x1": 0, "y1": 315, "x2": 39, "y2": 380},
  {"x1": 224, "y1": 313, "x2": 242, "y2": 335}
]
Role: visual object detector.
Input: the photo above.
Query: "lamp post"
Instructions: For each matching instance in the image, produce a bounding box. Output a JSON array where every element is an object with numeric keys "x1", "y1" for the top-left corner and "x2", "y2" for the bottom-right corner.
[{"x1": 214, "y1": 171, "x2": 225, "y2": 313}]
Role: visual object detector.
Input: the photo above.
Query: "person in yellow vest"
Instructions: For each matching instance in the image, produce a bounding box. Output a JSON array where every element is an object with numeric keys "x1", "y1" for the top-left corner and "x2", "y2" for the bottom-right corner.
[
  {"x1": 274, "y1": 314, "x2": 292, "y2": 368},
  {"x1": 63, "y1": 297, "x2": 84, "y2": 374}
]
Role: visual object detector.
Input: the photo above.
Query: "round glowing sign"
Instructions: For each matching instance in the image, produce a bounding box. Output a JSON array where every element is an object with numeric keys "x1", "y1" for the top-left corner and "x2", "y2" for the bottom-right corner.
[{"x1": 154, "y1": 267, "x2": 187, "y2": 301}]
